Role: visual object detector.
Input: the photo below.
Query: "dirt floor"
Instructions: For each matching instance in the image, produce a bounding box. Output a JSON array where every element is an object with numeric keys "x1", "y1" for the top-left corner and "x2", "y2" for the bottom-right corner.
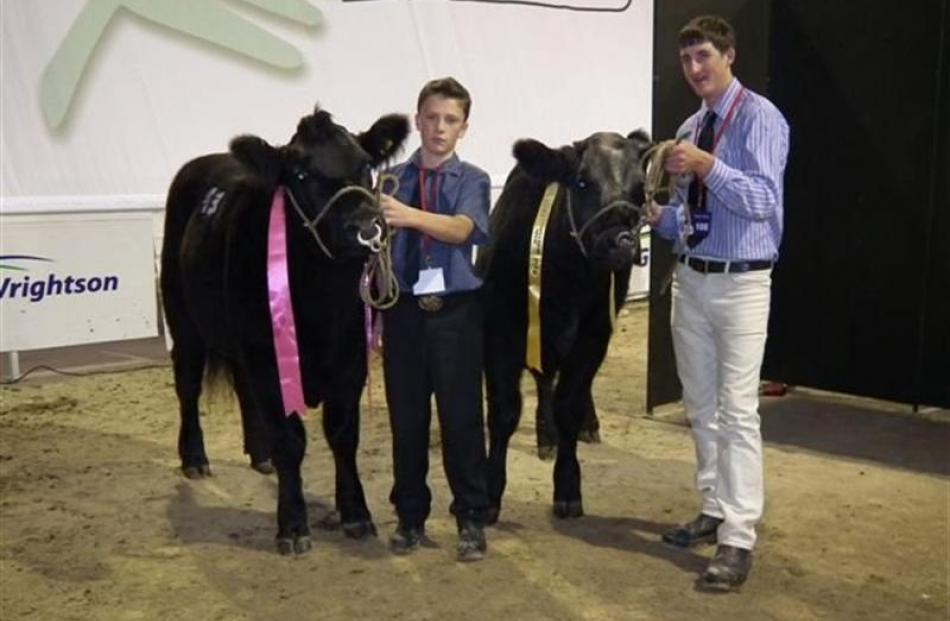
[{"x1": 1, "y1": 302, "x2": 947, "y2": 621}]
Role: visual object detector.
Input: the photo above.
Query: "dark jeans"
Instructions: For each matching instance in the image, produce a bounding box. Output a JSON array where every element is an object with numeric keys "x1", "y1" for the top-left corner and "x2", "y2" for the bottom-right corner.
[{"x1": 383, "y1": 290, "x2": 490, "y2": 529}]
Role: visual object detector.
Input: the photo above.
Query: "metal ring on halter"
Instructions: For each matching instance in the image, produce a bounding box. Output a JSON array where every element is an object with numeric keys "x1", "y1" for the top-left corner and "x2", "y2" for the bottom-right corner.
[{"x1": 357, "y1": 222, "x2": 384, "y2": 253}]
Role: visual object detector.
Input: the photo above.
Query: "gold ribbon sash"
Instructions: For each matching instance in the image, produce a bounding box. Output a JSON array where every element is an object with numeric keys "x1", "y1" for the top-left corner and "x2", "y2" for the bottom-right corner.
[{"x1": 526, "y1": 182, "x2": 559, "y2": 373}]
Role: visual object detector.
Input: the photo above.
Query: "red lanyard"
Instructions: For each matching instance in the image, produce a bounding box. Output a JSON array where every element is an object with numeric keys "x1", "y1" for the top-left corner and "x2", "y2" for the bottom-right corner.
[
  {"x1": 692, "y1": 87, "x2": 745, "y2": 210},
  {"x1": 694, "y1": 86, "x2": 746, "y2": 153},
  {"x1": 417, "y1": 167, "x2": 442, "y2": 258}
]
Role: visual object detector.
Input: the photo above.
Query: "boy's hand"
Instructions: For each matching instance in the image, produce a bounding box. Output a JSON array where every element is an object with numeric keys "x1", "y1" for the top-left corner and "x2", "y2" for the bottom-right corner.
[
  {"x1": 380, "y1": 195, "x2": 419, "y2": 229},
  {"x1": 664, "y1": 142, "x2": 715, "y2": 178}
]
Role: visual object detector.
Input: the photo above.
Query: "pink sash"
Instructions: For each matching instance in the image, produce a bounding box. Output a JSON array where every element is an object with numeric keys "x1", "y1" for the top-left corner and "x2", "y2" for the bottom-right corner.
[{"x1": 267, "y1": 187, "x2": 307, "y2": 418}]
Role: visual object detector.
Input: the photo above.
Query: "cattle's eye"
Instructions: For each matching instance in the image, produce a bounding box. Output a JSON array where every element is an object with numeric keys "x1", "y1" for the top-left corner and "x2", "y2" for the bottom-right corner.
[
  {"x1": 575, "y1": 178, "x2": 590, "y2": 191},
  {"x1": 295, "y1": 170, "x2": 308, "y2": 181}
]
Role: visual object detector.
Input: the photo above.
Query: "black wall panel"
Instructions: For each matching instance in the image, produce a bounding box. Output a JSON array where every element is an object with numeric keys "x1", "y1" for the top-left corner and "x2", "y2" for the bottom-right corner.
[
  {"x1": 763, "y1": 0, "x2": 949, "y2": 406},
  {"x1": 917, "y1": 33, "x2": 950, "y2": 406}
]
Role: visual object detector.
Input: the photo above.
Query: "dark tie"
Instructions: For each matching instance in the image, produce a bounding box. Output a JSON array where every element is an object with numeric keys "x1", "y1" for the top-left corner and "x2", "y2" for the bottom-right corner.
[{"x1": 686, "y1": 110, "x2": 716, "y2": 248}]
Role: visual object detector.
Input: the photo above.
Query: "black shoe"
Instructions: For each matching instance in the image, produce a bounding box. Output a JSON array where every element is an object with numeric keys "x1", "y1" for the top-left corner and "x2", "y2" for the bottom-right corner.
[
  {"x1": 456, "y1": 522, "x2": 487, "y2": 562},
  {"x1": 701, "y1": 545, "x2": 752, "y2": 591},
  {"x1": 389, "y1": 523, "x2": 424, "y2": 555},
  {"x1": 662, "y1": 513, "x2": 723, "y2": 548}
]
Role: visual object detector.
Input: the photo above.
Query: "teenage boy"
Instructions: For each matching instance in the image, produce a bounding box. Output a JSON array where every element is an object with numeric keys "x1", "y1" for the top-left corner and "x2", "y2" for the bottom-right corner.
[
  {"x1": 380, "y1": 77, "x2": 492, "y2": 562},
  {"x1": 648, "y1": 16, "x2": 790, "y2": 590}
]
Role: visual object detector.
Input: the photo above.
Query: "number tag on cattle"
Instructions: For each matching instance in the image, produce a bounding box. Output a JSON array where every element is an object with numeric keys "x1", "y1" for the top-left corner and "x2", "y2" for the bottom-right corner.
[
  {"x1": 200, "y1": 186, "x2": 226, "y2": 217},
  {"x1": 413, "y1": 267, "x2": 445, "y2": 295}
]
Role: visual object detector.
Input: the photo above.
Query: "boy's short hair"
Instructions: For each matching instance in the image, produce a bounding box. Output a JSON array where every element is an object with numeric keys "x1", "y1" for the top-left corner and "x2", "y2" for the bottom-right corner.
[
  {"x1": 417, "y1": 77, "x2": 472, "y2": 120},
  {"x1": 679, "y1": 15, "x2": 736, "y2": 53}
]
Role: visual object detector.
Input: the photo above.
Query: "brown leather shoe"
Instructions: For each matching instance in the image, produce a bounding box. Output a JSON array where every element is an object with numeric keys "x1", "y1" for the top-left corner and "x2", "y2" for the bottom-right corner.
[
  {"x1": 661, "y1": 513, "x2": 723, "y2": 547},
  {"x1": 701, "y1": 544, "x2": 752, "y2": 591}
]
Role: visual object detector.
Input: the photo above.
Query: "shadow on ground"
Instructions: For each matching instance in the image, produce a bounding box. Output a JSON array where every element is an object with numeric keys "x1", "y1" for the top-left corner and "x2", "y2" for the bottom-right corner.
[{"x1": 760, "y1": 394, "x2": 949, "y2": 477}]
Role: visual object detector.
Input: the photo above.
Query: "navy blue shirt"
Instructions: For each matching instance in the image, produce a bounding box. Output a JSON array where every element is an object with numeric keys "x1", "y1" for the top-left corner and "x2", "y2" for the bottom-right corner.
[{"x1": 389, "y1": 150, "x2": 490, "y2": 294}]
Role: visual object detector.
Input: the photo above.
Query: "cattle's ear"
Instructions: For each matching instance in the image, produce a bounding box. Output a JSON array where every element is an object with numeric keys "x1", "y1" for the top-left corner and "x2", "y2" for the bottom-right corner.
[
  {"x1": 627, "y1": 128, "x2": 652, "y2": 152},
  {"x1": 358, "y1": 114, "x2": 410, "y2": 165},
  {"x1": 513, "y1": 139, "x2": 578, "y2": 183},
  {"x1": 230, "y1": 135, "x2": 280, "y2": 183}
]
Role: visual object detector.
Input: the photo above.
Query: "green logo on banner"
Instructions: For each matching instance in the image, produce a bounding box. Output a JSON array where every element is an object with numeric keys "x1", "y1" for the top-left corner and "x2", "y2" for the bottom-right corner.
[{"x1": 40, "y1": 0, "x2": 322, "y2": 130}]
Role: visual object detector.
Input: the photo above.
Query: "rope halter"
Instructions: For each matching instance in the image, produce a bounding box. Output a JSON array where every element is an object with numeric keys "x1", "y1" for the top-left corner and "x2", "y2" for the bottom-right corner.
[
  {"x1": 283, "y1": 169, "x2": 401, "y2": 310},
  {"x1": 565, "y1": 187, "x2": 645, "y2": 258},
  {"x1": 285, "y1": 180, "x2": 384, "y2": 260}
]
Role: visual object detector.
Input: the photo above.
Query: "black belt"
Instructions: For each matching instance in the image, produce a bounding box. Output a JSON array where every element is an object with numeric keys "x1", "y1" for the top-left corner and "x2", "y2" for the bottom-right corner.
[
  {"x1": 678, "y1": 255, "x2": 773, "y2": 274},
  {"x1": 416, "y1": 294, "x2": 444, "y2": 312},
  {"x1": 407, "y1": 290, "x2": 478, "y2": 313}
]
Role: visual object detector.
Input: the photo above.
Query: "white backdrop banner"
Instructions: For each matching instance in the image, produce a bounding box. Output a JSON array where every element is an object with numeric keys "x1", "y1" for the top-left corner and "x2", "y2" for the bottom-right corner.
[
  {"x1": 0, "y1": 0, "x2": 653, "y2": 351},
  {"x1": 1, "y1": 0, "x2": 654, "y2": 198},
  {"x1": 0, "y1": 213, "x2": 158, "y2": 351}
]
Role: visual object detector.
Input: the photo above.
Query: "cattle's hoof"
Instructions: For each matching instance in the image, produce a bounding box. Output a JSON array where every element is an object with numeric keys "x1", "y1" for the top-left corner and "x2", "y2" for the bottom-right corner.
[
  {"x1": 578, "y1": 429, "x2": 601, "y2": 444},
  {"x1": 276, "y1": 537, "x2": 295, "y2": 556},
  {"x1": 553, "y1": 500, "x2": 584, "y2": 519},
  {"x1": 182, "y1": 464, "x2": 212, "y2": 479},
  {"x1": 293, "y1": 536, "x2": 312, "y2": 555},
  {"x1": 342, "y1": 520, "x2": 377, "y2": 540},
  {"x1": 485, "y1": 506, "x2": 501, "y2": 526},
  {"x1": 250, "y1": 459, "x2": 275, "y2": 475},
  {"x1": 276, "y1": 535, "x2": 312, "y2": 556},
  {"x1": 537, "y1": 445, "x2": 556, "y2": 462}
]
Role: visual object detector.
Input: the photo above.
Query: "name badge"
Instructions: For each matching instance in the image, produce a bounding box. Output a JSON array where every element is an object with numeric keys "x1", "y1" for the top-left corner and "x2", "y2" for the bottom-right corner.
[
  {"x1": 691, "y1": 211, "x2": 711, "y2": 234},
  {"x1": 413, "y1": 267, "x2": 446, "y2": 295}
]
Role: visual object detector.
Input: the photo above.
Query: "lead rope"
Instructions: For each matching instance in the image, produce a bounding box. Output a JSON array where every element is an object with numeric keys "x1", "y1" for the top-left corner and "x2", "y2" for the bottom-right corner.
[
  {"x1": 359, "y1": 172, "x2": 400, "y2": 310},
  {"x1": 640, "y1": 139, "x2": 688, "y2": 296},
  {"x1": 563, "y1": 188, "x2": 644, "y2": 336},
  {"x1": 360, "y1": 172, "x2": 401, "y2": 417},
  {"x1": 641, "y1": 139, "x2": 682, "y2": 217}
]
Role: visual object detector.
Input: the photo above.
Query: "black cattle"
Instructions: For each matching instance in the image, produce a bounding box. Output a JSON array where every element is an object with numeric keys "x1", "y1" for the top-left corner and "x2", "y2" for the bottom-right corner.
[
  {"x1": 478, "y1": 130, "x2": 651, "y2": 523},
  {"x1": 160, "y1": 105, "x2": 408, "y2": 554}
]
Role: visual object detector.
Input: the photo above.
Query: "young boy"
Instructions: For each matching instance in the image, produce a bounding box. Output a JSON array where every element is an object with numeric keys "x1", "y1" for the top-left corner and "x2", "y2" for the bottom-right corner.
[{"x1": 380, "y1": 77, "x2": 491, "y2": 562}]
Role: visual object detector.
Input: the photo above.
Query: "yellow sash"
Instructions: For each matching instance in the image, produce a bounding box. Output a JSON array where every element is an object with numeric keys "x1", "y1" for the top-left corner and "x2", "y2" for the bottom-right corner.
[{"x1": 526, "y1": 182, "x2": 559, "y2": 373}]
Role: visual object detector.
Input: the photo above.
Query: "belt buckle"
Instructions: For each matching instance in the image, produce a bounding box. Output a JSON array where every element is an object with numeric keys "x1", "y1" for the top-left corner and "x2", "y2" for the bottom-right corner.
[{"x1": 417, "y1": 294, "x2": 443, "y2": 312}]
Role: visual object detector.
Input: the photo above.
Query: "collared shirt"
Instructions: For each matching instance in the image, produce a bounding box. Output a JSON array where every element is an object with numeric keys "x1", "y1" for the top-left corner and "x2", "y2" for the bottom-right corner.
[
  {"x1": 388, "y1": 149, "x2": 491, "y2": 294},
  {"x1": 654, "y1": 78, "x2": 790, "y2": 261}
]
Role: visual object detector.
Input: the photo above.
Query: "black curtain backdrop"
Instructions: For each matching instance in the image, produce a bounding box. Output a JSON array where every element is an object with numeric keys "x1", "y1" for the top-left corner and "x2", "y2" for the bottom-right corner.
[{"x1": 647, "y1": 0, "x2": 950, "y2": 410}]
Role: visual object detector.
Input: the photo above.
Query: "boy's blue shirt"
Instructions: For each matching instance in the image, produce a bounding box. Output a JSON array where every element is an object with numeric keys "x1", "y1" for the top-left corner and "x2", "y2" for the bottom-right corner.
[{"x1": 388, "y1": 149, "x2": 491, "y2": 294}]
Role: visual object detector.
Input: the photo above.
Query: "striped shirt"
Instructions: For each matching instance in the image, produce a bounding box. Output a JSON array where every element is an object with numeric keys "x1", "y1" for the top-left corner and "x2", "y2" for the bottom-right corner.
[{"x1": 654, "y1": 78, "x2": 790, "y2": 261}]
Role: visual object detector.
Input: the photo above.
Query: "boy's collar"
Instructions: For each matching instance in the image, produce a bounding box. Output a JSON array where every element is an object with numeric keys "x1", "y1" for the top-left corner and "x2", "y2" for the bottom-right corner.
[
  {"x1": 702, "y1": 77, "x2": 743, "y2": 118},
  {"x1": 408, "y1": 149, "x2": 463, "y2": 175}
]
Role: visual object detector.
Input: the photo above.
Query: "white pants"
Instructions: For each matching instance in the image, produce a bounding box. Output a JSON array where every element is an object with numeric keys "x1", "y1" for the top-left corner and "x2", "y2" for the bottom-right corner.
[{"x1": 671, "y1": 263, "x2": 772, "y2": 550}]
